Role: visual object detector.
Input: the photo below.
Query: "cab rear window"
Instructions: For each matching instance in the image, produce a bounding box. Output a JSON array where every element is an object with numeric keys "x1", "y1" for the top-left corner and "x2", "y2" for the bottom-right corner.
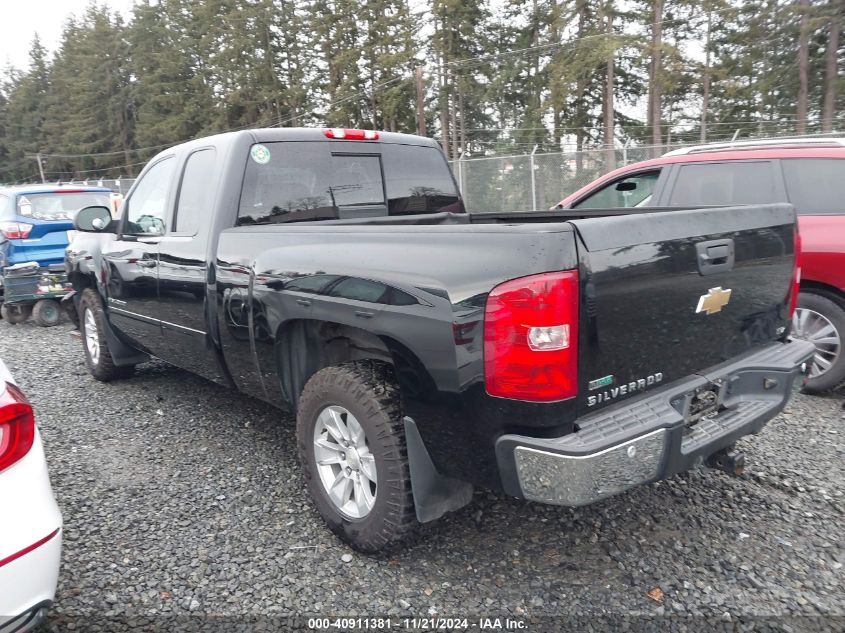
[
  {"x1": 15, "y1": 192, "x2": 111, "y2": 221},
  {"x1": 237, "y1": 142, "x2": 462, "y2": 225}
]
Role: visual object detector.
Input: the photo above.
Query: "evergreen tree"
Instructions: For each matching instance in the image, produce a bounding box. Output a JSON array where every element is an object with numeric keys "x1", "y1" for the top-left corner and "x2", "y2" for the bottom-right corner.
[
  {"x1": 129, "y1": 0, "x2": 215, "y2": 149},
  {"x1": 1, "y1": 0, "x2": 842, "y2": 181},
  {"x1": 40, "y1": 7, "x2": 133, "y2": 178},
  {"x1": 2, "y1": 38, "x2": 50, "y2": 180}
]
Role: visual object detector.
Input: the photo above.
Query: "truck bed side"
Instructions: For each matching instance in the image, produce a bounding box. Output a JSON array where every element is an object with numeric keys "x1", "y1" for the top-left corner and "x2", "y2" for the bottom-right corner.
[{"x1": 215, "y1": 222, "x2": 579, "y2": 488}]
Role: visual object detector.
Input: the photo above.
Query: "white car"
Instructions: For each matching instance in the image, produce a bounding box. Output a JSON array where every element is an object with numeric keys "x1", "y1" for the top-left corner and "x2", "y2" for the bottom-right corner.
[{"x1": 0, "y1": 361, "x2": 62, "y2": 633}]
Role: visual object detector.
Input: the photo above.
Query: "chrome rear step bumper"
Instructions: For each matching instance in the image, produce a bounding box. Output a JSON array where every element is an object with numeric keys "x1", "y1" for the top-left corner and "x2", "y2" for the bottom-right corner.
[{"x1": 496, "y1": 340, "x2": 816, "y2": 506}]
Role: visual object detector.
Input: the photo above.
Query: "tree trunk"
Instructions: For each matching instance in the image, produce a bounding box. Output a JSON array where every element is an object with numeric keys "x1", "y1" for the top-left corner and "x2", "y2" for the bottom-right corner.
[
  {"x1": 437, "y1": 28, "x2": 450, "y2": 160},
  {"x1": 822, "y1": 0, "x2": 843, "y2": 132},
  {"x1": 459, "y1": 90, "x2": 466, "y2": 156},
  {"x1": 550, "y1": 0, "x2": 563, "y2": 147},
  {"x1": 700, "y1": 11, "x2": 712, "y2": 143},
  {"x1": 649, "y1": 0, "x2": 664, "y2": 156},
  {"x1": 575, "y1": 0, "x2": 587, "y2": 176},
  {"x1": 797, "y1": 0, "x2": 810, "y2": 135},
  {"x1": 603, "y1": 2, "x2": 615, "y2": 171},
  {"x1": 415, "y1": 65, "x2": 426, "y2": 136},
  {"x1": 450, "y1": 87, "x2": 460, "y2": 160}
]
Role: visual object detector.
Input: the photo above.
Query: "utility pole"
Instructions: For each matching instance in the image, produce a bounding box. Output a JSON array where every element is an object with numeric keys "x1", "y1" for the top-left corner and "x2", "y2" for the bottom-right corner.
[
  {"x1": 415, "y1": 66, "x2": 426, "y2": 137},
  {"x1": 35, "y1": 153, "x2": 46, "y2": 183}
]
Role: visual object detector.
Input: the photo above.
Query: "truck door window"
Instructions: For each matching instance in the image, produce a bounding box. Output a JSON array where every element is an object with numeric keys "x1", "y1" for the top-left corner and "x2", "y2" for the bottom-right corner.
[
  {"x1": 174, "y1": 148, "x2": 216, "y2": 235},
  {"x1": 782, "y1": 158, "x2": 845, "y2": 215},
  {"x1": 668, "y1": 161, "x2": 778, "y2": 206},
  {"x1": 573, "y1": 171, "x2": 660, "y2": 209},
  {"x1": 123, "y1": 157, "x2": 176, "y2": 235}
]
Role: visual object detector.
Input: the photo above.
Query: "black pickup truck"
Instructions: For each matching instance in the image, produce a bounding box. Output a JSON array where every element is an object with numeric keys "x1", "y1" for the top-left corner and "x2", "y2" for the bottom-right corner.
[{"x1": 66, "y1": 128, "x2": 814, "y2": 552}]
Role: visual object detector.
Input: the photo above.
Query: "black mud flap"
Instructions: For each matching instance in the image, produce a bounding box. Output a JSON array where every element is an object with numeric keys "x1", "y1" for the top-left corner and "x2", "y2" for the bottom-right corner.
[
  {"x1": 61, "y1": 291, "x2": 80, "y2": 328},
  {"x1": 404, "y1": 416, "x2": 474, "y2": 523}
]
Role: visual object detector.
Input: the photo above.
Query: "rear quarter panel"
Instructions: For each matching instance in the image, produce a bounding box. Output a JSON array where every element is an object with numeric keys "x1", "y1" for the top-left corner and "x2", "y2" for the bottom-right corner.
[
  {"x1": 215, "y1": 223, "x2": 580, "y2": 489},
  {"x1": 797, "y1": 215, "x2": 845, "y2": 293}
]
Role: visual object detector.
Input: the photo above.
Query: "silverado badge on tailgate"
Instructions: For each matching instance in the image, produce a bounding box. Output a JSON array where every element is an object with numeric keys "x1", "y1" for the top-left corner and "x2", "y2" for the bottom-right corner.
[{"x1": 695, "y1": 286, "x2": 732, "y2": 315}]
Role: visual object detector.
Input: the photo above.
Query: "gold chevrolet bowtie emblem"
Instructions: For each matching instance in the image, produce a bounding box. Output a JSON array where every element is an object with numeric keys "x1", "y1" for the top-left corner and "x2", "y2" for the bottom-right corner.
[{"x1": 696, "y1": 287, "x2": 732, "y2": 315}]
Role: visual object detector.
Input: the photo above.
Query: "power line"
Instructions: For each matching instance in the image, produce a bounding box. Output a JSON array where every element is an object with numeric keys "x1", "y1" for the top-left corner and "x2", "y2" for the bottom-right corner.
[{"x1": 40, "y1": 143, "x2": 174, "y2": 159}]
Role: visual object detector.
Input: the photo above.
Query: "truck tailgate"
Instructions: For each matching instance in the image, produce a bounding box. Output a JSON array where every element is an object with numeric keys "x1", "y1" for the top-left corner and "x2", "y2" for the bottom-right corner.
[{"x1": 569, "y1": 203, "x2": 797, "y2": 413}]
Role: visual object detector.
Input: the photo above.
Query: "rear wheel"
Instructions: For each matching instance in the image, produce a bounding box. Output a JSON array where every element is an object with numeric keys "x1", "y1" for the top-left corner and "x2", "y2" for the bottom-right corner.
[
  {"x1": 791, "y1": 291, "x2": 845, "y2": 393},
  {"x1": 32, "y1": 299, "x2": 61, "y2": 327},
  {"x1": 296, "y1": 361, "x2": 416, "y2": 553},
  {"x1": 79, "y1": 288, "x2": 134, "y2": 381},
  {"x1": 1, "y1": 303, "x2": 31, "y2": 325}
]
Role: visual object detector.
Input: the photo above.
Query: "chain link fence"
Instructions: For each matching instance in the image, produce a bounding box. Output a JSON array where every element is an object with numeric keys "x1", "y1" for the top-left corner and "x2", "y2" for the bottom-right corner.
[
  {"x1": 449, "y1": 133, "x2": 845, "y2": 212},
  {"x1": 450, "y1": 144, "x2": 683, "y2": 213}
]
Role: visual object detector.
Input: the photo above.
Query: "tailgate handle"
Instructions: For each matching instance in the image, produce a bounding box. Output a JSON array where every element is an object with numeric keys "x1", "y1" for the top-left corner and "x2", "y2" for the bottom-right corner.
[{"x1": 696, "y1": 239, "x2": 734, "y2": 276}]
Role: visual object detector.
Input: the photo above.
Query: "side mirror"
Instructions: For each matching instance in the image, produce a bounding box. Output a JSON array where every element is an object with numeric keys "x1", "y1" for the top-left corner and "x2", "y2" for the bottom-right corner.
[{"x1": 74, "y1": 206, "x2": 114, "y2": 233}]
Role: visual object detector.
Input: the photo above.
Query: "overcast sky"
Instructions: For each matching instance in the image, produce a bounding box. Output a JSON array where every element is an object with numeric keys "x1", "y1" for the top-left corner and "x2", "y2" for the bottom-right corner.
[{"x1": 1, "y1": 0, "x2": 135, "y2": 72}]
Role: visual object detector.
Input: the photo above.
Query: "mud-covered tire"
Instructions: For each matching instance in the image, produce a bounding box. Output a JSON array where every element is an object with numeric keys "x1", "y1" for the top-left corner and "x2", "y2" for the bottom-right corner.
[
  {"x1": 296, "y1": 361, "x2": 417, "y2": 553},
  {"x1": 79, "y1": 288, "x2": 134, "y2": 381},
  {"x1": 32, "y1": 299, "x2": 62, "y2": 327},
  {"x1": 1, "y1": 303, "x2": 31, "y2": 324},
  {"x1": 794, "y1": 291, "x2": 845, "y2": 394}
]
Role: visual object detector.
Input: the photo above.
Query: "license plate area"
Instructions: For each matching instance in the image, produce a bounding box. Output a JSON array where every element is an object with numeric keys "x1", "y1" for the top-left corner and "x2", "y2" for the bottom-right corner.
[{"x1": 680, "y1": 381, "x2": 727, "y2": 427}]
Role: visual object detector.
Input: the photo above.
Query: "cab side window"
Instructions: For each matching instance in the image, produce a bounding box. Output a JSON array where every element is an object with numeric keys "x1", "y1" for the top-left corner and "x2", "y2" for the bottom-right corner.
[
  {"x1": 573, "y1": 171, "x2": 660, "y2": 209},
  {"x1": 123, "y1": 157, "x2": 176, "y2": 235},
  {"x1": 174, "y1": 149, "x2": 216, "y2": 235}
]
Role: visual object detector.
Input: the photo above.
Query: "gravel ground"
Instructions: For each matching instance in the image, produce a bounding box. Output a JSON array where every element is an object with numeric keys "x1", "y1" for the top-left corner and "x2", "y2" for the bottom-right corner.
[{"x1": 1, "y1": 320, "x2": 842, "y2": 632}]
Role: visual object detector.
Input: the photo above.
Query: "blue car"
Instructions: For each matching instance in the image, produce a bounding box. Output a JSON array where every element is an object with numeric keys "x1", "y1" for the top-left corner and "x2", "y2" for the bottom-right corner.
[
  {"x1": 0, "y1": 185, "x2": 113, "y2": 270},
  {"x1": 0, "y1": 185, "x2": 113, "y2": 322}
]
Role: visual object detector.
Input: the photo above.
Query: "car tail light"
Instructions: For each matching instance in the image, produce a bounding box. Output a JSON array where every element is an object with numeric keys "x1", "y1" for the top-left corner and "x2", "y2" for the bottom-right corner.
[
  {"x1": 0, "y1": 222, "x2": 33, "y2": 239},
  {"x1": 788, "y1": 229, "x2": 802, "y2": 319},
  {"x1": 0, "y1": 382, "x2": 35, "y2": 472},
  {"x1": 323, "y1": 128, "x2": 379, "y2": 140},
  {"x1": 484, "y1": 271, "x2": 579, "y2": 402}
]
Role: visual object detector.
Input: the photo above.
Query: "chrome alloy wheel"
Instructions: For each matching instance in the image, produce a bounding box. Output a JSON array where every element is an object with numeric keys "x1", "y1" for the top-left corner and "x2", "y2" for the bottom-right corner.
[
  {"x1": 791, "y1": 307, "x2": 841, "y2": 378},
  {"x1": 312, "y1": 405, "x2": 377, "y2": 519},
  {"x1": 84, "y1": 308, "x2": 100, "y2": 365}
]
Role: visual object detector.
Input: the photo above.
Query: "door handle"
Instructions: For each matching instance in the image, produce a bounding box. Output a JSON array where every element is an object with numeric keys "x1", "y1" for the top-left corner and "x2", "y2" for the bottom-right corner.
[
  {"x1": 296, "y1": 299, "x2": 311, "y2": 307},
  {"x1": 696, "y1": 239, "x2": 734, "y2": 276},
  {"x1": 138, "y1": 260, "x2": 157, "y2": 268},
  {"x1": 355, "y1": 310, "x2": 375, "y2": 319}
]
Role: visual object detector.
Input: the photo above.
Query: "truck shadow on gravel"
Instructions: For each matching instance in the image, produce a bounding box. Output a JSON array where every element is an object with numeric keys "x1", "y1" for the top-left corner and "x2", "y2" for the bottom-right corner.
[{"x1": 117, "y1": 358, "x2": 837, "y2": 571}]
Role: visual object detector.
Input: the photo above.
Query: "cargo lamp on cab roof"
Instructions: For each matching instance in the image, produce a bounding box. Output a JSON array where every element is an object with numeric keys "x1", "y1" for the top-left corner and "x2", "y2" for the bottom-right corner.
[{"x1": 323, "y1": 128, "x2": 380, "y2": 140}]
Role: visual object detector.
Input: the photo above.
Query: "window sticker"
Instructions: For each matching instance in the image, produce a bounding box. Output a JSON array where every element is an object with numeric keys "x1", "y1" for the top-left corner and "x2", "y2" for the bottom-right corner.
[
  {"x1": 17, "y1": 196, "x2": 32, "y2": 216},
  {"x1": 250, "y1": 144, "x2": 271, "y2": 165}
]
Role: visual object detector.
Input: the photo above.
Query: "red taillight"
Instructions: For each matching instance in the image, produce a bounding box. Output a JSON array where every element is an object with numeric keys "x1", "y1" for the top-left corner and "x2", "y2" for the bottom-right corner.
[
  {"x1": 0, "y1": 222, "x2": 33, "y2": 239},
  {"x1": 323, "y1": 128, "x2": 379, "y2": 140},
  {"x1": 788, "y1": 229, "x2": 802, "y2": 319},
  {"x1": 0, "y1": 382, "x2": 35, "y2": 472},
  {"x1": 484, "y1": 271, "x2": 579, "y2": 402}
]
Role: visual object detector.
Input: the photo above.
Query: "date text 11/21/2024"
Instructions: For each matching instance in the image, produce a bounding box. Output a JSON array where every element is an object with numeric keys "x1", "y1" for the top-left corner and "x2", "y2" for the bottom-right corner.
[{"x1": 308, "y1": 617, "x2": 527, "y2": 630}]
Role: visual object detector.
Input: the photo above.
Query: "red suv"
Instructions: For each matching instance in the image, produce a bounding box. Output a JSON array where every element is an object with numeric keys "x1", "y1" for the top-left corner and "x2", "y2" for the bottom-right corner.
[{"x1": 555, "y1": 137, "x2": 845, "y2": 393}]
